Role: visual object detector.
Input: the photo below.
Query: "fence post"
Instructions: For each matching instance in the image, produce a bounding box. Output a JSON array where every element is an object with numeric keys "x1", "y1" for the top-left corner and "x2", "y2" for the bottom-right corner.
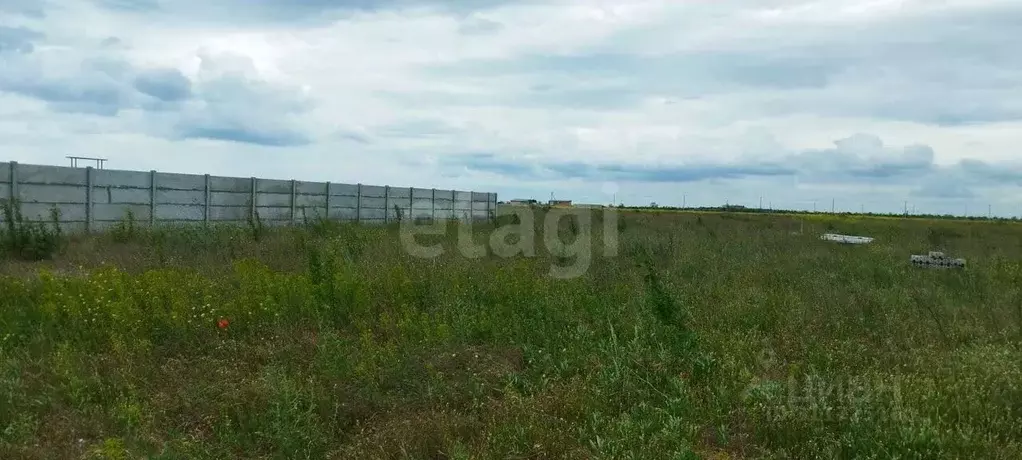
[
  {"x1": 356, "y1": 183, "x2": 362, "y2": 223},
  {"x1": 149, "y1": 170, "x2": 156, "y2": 227},
  {"x1": 204, "y1": 174, "x2": 211, "y2": 227},
  {"x1": 431, "y1": 188, "x2": 436, "y2": 222},
  {"x1": 490, "y1": 192, "x2": 498, "y2": 222},
  {"x1": 451, "y1": 189, "x2": 457, "y2": 223},
  {"x1": 290, "y1": 179, "x2": 297, "y2": 226},
  {"x1": 85, "y1": 166, "x2": 94, "y2": 233},
  {"x1": 9, "y1": 161, "x2": 18, "y2": 203},
  {"x1": 324, "y1": 182, "x2": 331, "y2": 220},
  {"x1": 409, "y1": 187, "x2": 414, "y2": 222},
  {"x1": 384, "y1": 185, "x2": 390, "y2": 224},
  {"x1": 250, "y1": 177, "x2": 257, "y2": 222}
]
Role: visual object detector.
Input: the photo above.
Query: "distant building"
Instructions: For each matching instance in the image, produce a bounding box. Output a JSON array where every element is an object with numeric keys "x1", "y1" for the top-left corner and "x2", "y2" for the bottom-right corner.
[
  {"x1": 548, "y1": 199, "x2": 572, "y2": 207},
  {"x1": 508, "y1": 199, "x2": 538, "y2": 206}
]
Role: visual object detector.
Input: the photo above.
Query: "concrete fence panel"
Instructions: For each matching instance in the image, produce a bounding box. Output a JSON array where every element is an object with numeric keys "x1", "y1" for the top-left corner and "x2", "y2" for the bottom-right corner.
[{"x1": 0, "y1": 161, "x2": 496, "y2": 232}]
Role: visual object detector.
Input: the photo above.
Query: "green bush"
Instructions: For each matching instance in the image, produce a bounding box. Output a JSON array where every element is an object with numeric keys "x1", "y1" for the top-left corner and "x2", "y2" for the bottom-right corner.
[{"x1": 0, "y1": 198, "x2": 64, "y2": 261}]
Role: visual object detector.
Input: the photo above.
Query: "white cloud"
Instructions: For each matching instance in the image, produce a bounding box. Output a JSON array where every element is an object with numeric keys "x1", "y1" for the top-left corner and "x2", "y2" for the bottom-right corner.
[{"x1": 1, "y1": 0, "x2": 1021, "y2": 215}]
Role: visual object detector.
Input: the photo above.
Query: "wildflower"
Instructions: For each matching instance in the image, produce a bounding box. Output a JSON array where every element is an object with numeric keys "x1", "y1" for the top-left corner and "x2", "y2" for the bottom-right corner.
[{"x1": 217, "y1": 318, "x2": 230, "y2": 329}]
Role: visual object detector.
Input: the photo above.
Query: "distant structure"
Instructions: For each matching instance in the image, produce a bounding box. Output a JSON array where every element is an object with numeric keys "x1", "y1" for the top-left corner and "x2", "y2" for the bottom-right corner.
[
  {"x1": 67, "y1": 156, "x2": 108, "y2": 169},
  {"x1": 548, "y1": 199, "x2": 572, "y2": 207},
  {"x1": 508, "y1": 199, "x2": 538, "y2": 206}
]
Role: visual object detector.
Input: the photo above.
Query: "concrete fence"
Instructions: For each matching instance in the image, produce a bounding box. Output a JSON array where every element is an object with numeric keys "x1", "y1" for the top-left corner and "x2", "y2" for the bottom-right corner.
[{"x1": 0, "y1": 161, "x2": 497, "y2": 233}]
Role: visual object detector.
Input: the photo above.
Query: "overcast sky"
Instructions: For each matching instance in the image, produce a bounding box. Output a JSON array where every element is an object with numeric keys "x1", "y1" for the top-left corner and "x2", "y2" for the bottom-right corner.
[{"x1": 1, "y1": 0, "x2": 1020, "y2": 215}]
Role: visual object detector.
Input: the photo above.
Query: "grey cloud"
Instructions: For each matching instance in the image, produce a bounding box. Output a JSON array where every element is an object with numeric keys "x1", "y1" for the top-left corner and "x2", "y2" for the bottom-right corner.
[
  {"x1": 0, "y1": 26, "x2": 44, "y2": 54},
  {"x1": 1, "y1": 46, "x2": 315, "y2": 146},
  {"x1": 373, "y1": 118, "x2": 461, "y2": 139},
  {"x1": 171, "y1": 56, "x2": 314, "y2": 146},
  {"x1": 444, "y1": 134, "x2": 1020, "y2": 200},
  {"x1": 334, "y1": 128, "x2": 373, "y2": 144},
  {"x1": 0, "y1": 0, "x2": 46, "y2": 17},
  {"x1": 88, "y1": 0, "x2": 530, "y2": 24},
  {"x1": 175, "y1": 124, "x2": 310, "y2": 147},
  {"x1": 458, "y1": 15, "x2": 503, "y2": 35},
  {"x1": 134, "y1": 68, "x2": 192, "y2": 102},
  {"x1": 423, "y1": 50, "x2": 837, "y2": 102},
  {"x1": 2, "y1": 58, "x2": 135, "y2": 116},
  {"x1": 409, "y1": 3, "x2": 1022, "y2": 125}
]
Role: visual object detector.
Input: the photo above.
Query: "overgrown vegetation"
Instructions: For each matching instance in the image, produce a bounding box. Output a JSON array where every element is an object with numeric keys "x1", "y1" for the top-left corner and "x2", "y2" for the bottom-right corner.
[
  {"x1": 1, "y1": 209, "x2": 1021, "y2": 459},
  {"x1": 0, "y1": 198, "x2": 63, "y2": 261}
]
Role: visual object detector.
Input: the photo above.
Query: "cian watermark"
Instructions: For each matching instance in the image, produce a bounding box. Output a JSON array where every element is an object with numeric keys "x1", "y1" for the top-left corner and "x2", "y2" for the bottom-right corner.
[
  {"x1": 398, "y1": 205, "x2": 620, "y2": 279},
  {"x1": 742, "y1": 348, "x2": 907, "y2": 423}
]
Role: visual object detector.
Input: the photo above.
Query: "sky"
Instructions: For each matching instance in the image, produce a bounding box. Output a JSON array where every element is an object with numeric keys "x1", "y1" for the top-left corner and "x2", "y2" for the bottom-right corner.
[{"x1": 1, "y1": 0, "x2": 1021, "y2": 216}]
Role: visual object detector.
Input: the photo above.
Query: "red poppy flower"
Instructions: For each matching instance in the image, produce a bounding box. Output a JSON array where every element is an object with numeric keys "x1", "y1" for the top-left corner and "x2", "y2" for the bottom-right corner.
[{"x1": 217, "y1": 318, "x2": 230, "y2": 329}]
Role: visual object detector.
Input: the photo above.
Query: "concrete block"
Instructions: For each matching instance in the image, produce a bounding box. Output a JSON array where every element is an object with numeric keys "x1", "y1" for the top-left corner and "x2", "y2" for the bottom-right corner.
[
  {"x1": 433, "y1": 198, "x2": 453, "y2": 209},
  {"x1": 329, "y1": 183, "x2": 359, "y2": 197},
  {"x1": 57, "y1": 221, "x2": 88, "y2": 233},
  {"x1": 360, "y1": 196, "x2": 386, "y2": 209},
  {"x1": 454, "y1": 200, "x2": 472, "y2": 210},
  {"x1": 360, "y1": 185, "x2": 386, "y2": 198},
  {"x1": 209, "y1": 176, "x2": 251, "y2": 193},
  {"x1": 16, "y1": 184, "x2": 88, "y2": 204},
  {"x1": 0, "y1": 183, "x2": 9, "y2": 198},
  {"x1": 471, "y1": 191, "x2": 490, "y2": 202},
  {"x1": 359, "y1": 207, "x2": 386, "y2": 220},
  {"x1": 109, "y1": 188, "x2": 152, "y2": 205},
  {"x1": 911, "y1": 252, "x2": 966, "y2": 269},
  {"x1": 156, "y1": 172, "x2": 205, "y2": 191},
  {"x1": 410, "y1": 208, "x2": 434, "y2": 219},
  {"x1": 412, "y1": 187, "x2": 433, "y2": 199},
  {"x1": 387, "y1": 205, "x2": 411, "y2": 219},
  {"x1": 208, "y1": 206, "x2": 250, "y2": 221},
  {"x1": 455, "y1": 191, "x2": 472, "y2": 201},
  {"x1": 296, "y1": 181, "x2": 326, "y2": 195},
  {"x1": 0, "y1": 162, "x2": 9, "y2": 183},
  {"x1": 256, "y1": 192, "x2": 292, "y2": 207},
  {"x1": 18, "y1": 164, "x2": 88, "y2": 186},
  {"x1": 254, "y1": 206, "x2": 292, "y2": 221},
  {"x1": 295, "y1": 194, "x2": 327, "y2": 208},
  {"x1": 412, "y1": 198, "x2": 434, "y2": 210},
  {"x1": 94, "y1": 203, "x2": 152, "y2": 222},
  {"x1": 821, "y1": 233, "x2": 874, "y2": 244},
  {"x1": 388, "y1": 187, "x2": 411, "y2": 199},
  {"x1": 472, "y1": 201, "x2": 490, "y2": 211},
  {"x1": 256, "y1": 179, "x2": 291, "y2": 194},
  {"x1": 155, "y1": 204, "x2": 204, "y2": 221},
  {"x1": 19, "y1": 202, "x2": 85, "y2": 221},
  {"x1": 93, "y1": 169, "x2": 151, "y2": 188},
  {"x1": 329, "y1": 196, "x2": 358, "y2": 208},
  {"x1": 210, "y1": 191, "x2": 251, "y2": 207},
  {"x1": 327, "y1": 207, "x2": 358, "y2": 220},
  {"x1": 156, "y1": 189, "x2": 204, "y2": 205},
  {"x1": 434, "y1": 208, "x2": 456, "y2": 219}
]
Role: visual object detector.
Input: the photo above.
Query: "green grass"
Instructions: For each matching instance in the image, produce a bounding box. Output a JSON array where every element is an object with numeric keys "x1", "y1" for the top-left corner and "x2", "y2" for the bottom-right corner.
[{"x1": 1, "y1": 210, "x2": 1021, "y2": 459}]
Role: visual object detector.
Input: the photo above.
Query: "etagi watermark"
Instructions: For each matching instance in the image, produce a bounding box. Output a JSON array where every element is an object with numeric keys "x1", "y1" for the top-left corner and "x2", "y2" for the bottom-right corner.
[{"x1": 398, "y1": 205, "x2": 620, "y2": 279}]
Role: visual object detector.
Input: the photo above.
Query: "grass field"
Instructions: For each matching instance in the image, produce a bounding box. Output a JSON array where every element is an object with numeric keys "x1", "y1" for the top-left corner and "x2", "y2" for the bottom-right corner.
[{"x1": 2, "y1": 207, "x2": 1021, "y2": 459}]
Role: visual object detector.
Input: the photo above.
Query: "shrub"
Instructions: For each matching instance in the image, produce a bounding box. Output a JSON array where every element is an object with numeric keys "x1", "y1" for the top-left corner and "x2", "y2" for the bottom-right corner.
[
  {"x1": 110, "y1": 209, "x2": 140, "y2": 243},
  {"x1": 0, "y1": 198, "x2": 63, "y2": 261}
]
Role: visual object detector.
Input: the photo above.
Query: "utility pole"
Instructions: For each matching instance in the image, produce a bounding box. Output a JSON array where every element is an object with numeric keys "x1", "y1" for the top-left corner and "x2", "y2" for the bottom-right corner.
[
  {"x1": 759, "y1": 196, "x2": 763, "y2": 209},
  {"x1": 904, "y1": 201, "x2": 908, "y2": 215},
  {"x1": 683, "y1": 195, "x2": 686, "y2": 208},
  {"x1": 831, "y1": 198, "x2": 835, "y2": 213}
]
